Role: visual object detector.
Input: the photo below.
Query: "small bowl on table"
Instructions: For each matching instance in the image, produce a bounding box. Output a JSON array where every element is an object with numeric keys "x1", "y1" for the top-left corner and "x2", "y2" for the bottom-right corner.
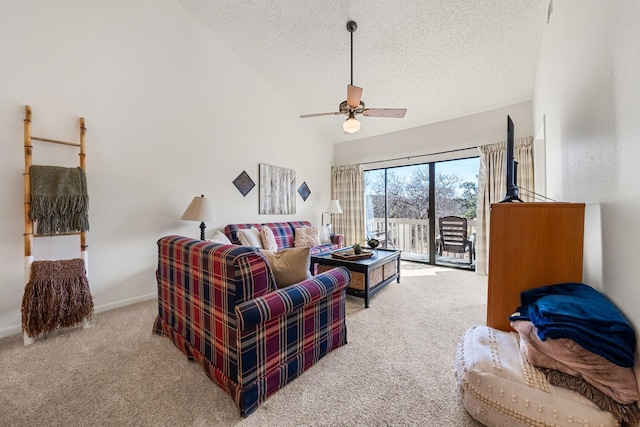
[{"x1": 367, "y1": 238, "x2": 380, "y2": 250}]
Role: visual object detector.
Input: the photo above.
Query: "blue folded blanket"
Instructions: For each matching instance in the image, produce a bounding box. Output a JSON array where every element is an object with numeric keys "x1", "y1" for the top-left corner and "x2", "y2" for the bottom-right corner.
[{"x1": 509, "y1": 283, "x2": 636, "y2": 368}]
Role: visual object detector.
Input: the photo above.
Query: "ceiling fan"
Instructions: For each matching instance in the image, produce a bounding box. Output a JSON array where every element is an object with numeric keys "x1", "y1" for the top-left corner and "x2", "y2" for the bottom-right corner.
[{"x1": 299, "y1": 21, "x2": 407, "y2": 134}]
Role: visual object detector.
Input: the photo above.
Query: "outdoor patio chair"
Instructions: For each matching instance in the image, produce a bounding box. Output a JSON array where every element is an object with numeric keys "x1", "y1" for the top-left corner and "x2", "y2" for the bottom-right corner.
[{"x1": 437, "y1": 216, "x2": 474, "y2": 265}]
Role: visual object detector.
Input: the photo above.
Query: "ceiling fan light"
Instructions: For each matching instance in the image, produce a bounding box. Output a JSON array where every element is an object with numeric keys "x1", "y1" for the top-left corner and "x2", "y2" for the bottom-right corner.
[{"x1": 343, "y1": 115, "x2": 361, "y2": 134}]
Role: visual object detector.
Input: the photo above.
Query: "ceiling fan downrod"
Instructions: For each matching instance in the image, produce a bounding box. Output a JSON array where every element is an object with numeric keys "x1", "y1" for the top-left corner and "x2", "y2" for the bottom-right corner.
[{"x1": 347, "y1": 21, "x2": 357, "y2": 86}]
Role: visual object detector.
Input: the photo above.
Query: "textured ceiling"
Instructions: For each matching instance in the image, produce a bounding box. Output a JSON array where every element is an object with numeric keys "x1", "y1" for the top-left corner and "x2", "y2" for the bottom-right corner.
[{"x1": 179, "y1": 0, "x2": 549, "y2": 144}]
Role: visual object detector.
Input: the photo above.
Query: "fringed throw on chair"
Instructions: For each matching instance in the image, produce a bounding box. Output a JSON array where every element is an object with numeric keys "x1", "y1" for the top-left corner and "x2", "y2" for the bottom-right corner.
[
  {"x1": 29, "y1": 165, "x2": 89, "y2": 236},
  {"x1": 21, "y1": 258, "x2": 93, "y2": 338}
]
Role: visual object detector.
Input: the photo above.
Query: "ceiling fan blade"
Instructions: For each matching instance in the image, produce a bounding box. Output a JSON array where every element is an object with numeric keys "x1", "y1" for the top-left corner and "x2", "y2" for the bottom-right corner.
[
  {"x1": 362, "y1": 108, "x2": 407, "y2": 118},
  {"x1": 347, "y1": 85, "x2": 363, "y2": 108},
  {"x1": 299, "y1": 112, "x2": 342, "y2": 118}
]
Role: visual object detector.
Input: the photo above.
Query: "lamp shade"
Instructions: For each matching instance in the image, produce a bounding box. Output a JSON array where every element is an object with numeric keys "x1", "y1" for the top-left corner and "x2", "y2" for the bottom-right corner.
[
  {"x1": 325, "y1": 199, "x2": 343, "y2": 214},
  {"x1": 180, "y1": 195, "x2": 217, "y2": 223},
  {"x1": 343, "y1": 113, "x2": 361, "y2": 134}
]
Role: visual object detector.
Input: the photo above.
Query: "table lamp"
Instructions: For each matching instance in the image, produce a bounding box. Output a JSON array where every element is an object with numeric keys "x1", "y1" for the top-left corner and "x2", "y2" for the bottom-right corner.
[
  {"x1": 321, "y1": 199, "x2": 343, "y2": 233},
  {"x1": 180, "y1": 194, "x2": 216, "y2": 240}
]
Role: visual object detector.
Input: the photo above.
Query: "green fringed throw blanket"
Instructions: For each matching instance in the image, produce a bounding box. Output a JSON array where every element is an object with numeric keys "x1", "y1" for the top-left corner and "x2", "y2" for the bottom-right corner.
[
  {"x1": 30, "y1": 165, "x2": 89, "y2": 236},
  {"x1": 21, "y1": 259, "x2": 94, "y2": 338}
]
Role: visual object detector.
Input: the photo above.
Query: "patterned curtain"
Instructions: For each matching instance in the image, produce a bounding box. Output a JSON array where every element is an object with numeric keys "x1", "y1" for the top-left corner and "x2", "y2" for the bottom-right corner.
[
  {"x1": 331, "y1": 164, "x2": 365, "y2": 246},
  {"x1": 475, "y1": 136, "x2": 534, "y2": 275}
]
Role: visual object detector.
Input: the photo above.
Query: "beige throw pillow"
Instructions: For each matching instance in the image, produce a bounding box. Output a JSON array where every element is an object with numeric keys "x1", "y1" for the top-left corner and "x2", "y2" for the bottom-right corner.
[
  {"x1": 260, "y1": 226, "x2": 278, "y2": 251},
  {"x1": 294, "y1": 227, "x2": 321, "y2": 248},
  {"x1": 237, "y1": 227, "x2": 263, "y2": 248},
  {"x1": 261, "y1": 247, "x2": 311, "y2": 288}
]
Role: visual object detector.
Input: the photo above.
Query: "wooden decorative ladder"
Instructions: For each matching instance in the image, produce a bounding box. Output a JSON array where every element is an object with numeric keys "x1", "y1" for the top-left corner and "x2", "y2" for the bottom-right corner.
[{"x1": 22, "y1": 105, "x2": 90, "y2": 345}]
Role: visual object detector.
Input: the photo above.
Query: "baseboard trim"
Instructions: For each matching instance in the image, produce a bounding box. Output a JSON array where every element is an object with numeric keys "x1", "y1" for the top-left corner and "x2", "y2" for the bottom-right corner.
[
  {"x1": 94, "y1": 293, "x2": 157, "y2": 314},
  {"x1": 0, "y1": 293, "x2": 158, "y2": 340}
]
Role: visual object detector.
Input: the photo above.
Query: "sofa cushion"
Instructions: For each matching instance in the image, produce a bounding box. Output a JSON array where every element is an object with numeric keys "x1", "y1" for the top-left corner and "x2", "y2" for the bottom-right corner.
[
  {"x1": 294, "y1": 226, "x2": 321, "y2": 248},
  {"x1": 224, "y1": 221, "x2": 341, "y2": 254},
  {"x1": 234, "y1": 265, "x2": 351, "y2": 330},
  {"x1": 309, "y1": 243, "x2": 340, "y2": 255},
  {"x1": 208, "y1": 230, "x2": 232, "y2": 245},
  {"x1": 238, "y1": 227, "x2": 263, "y2": 248},
  {"x1": 225, "y1": 222, "x2": 299, "y2": 249},
  {"x1": 260, "y1": 226, "x2": 278, "y2": 251},
  {"x1": 260, "y1": 247, "x2": 311, "y2": 287}
]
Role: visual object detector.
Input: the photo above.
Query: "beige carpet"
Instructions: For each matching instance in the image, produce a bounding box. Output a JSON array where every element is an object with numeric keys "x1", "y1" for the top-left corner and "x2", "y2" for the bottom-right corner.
[{"x1": 0, "y1": 262, "x2": 486, "y2": 426}]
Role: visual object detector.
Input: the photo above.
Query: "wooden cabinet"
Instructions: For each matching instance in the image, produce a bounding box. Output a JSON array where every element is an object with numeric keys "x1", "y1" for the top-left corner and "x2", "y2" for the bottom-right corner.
[{"x1": 486, "y1": 202, "x2": 585, "y2": 331}]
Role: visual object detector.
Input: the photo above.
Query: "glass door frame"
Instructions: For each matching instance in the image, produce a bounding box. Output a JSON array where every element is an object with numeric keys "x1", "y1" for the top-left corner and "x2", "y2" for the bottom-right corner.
[{"x1": 364, "y1": 157, "x2": 478, "y2": 267}]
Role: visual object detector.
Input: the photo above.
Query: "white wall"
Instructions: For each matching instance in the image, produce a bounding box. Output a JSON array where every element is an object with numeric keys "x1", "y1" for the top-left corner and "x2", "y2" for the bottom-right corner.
[
  {"x1": 534, "y1": 1, "x2": 640, "y2": 330},
  {"x1": 0, "y1": 1, "x2": 332, "y2": 337},
  {"x1": 334, "y1": 101, "x2": 533, "y2": 169}
]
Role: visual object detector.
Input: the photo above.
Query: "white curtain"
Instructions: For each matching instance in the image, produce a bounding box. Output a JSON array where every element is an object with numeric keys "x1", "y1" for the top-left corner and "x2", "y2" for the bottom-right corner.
[
  {"x1": 331, "y1": 164, "x2": 365, "y2": 246},
  {"x1": 475, "y1": 136, "x2": 534, "y2": 275}
]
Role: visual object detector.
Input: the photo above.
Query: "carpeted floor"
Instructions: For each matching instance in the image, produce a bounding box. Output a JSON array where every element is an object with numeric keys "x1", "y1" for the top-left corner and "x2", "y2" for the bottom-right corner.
[{"x1": 0, "y1": 262, "x2": 486, "y2": 426}]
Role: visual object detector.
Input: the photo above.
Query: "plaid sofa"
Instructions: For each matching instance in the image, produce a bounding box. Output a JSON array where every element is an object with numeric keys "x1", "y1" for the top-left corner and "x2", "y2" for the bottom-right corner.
[
  {"x1": 153, "y1": 235, "x2": 350, "y2": 416},
  {"x1": 224, "y1": 221, "x2": 344, "y2": 254}
]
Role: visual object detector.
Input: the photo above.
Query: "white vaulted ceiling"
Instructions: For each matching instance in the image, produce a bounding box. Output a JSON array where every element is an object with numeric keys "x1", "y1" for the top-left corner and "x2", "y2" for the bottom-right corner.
[{"x1": 179, "y1": 0, "x2": 549, "y2": 143}]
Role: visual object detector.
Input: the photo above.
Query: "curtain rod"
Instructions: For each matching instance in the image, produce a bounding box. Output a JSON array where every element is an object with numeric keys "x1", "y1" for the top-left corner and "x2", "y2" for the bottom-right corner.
[{"x1": 360, "y1": 145, "x2": 478, "y2": 166}]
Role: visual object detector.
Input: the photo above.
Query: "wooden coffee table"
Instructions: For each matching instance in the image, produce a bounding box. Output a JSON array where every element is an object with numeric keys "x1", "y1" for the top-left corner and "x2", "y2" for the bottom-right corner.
[{"x1": 311, "y1": 248, "x2": 401, "y2": 308}]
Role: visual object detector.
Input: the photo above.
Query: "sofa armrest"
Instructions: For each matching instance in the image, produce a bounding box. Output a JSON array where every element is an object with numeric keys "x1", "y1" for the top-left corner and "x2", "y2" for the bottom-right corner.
[
  {"x1": 330, "y1": 233, "x2": 344, "y2": 248},
  {"x1": 235, "y1": 266, "x2": 350, "y2": 330}
]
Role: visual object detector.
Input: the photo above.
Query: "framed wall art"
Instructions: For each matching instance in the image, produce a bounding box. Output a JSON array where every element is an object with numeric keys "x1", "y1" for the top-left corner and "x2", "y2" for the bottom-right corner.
[
  {"x1": 259, "y1": 164, "x2": 296, "y2": 214},
  {"x1": 232, "y1": 170, "x2": 255, "y2": 197},
  {"x1": 297, "y1": 182, "x2": 311, "y2": 201}
]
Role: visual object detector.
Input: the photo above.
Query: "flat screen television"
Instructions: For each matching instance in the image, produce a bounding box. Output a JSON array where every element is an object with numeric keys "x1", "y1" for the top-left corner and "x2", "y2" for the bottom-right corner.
[{"x1": 500, "y1": 115, "x2": 522, "y2": 202}]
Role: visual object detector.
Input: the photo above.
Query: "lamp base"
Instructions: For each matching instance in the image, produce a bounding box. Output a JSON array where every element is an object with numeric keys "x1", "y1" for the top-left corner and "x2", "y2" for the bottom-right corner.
[{"x1": 199, "y1": 222, "x2": 206, "y2": 240}]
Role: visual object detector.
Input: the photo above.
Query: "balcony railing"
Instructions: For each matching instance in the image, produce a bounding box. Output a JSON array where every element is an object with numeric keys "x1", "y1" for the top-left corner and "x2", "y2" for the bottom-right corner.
[{"x1": 367, "y1": 217, "x2": 476, "y2": 263}]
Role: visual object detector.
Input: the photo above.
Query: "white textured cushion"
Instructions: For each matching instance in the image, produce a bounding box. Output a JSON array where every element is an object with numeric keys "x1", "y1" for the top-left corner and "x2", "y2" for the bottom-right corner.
[
  {"x1": 260, "y1": 226, "x2": 278, "y2": 251},
  {"x1": 455, "y1": 325, "x2": 617, "y2": 427},
  {"x1": 237, "y1": 227, "x2": 263, "y2": 248},
  {"x1": 260, "y1": 247, "x2": 311, "y2": 287},
  {"x1": 208, "y1": 230, "x2": 232, "y2": 245},
  {"x1": 318, "y1": 225, "x2": 331, "y2": 244},
  {"x1": 294, "y1": 227, "x2": 321, "y2": 248}
]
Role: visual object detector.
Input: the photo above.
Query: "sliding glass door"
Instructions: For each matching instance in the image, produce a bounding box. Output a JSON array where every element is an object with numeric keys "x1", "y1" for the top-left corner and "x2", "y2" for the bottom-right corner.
[
  {"x1": 364, "y1": 165, "x2": 430, "y2": 261},
  {"x1": 364, "y1": 157, "x2": 478, "y2": 268}
]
